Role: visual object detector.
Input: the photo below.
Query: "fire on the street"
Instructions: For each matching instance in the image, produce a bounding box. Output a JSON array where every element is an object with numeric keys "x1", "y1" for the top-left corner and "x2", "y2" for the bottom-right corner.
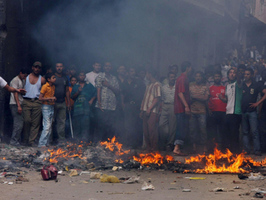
[
  {"x1": 38, "y1": 137, "x2": 266, "y2": 174},
  {"x1": 100, "y1": 136, "x2": 130, "y2": 156},
  {"x1": 184, "y1": 147, "x2": 266, "y2": 174},
  {"x1": 133, "y1": 153, "x2": 174, "y2": 166},
  {"x1": 44, "y1": 142, "x2": 87, "y2": 163}
]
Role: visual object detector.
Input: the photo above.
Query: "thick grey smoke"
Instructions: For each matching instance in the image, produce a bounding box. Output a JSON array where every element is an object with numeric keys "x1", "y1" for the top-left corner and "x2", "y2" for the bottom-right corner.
[
  {"x1": 33, "y1": 0, "x2": 238, "y2": 73},
  {"x1": 33, "y1": 0, "x2": 165, "y2": 70}
]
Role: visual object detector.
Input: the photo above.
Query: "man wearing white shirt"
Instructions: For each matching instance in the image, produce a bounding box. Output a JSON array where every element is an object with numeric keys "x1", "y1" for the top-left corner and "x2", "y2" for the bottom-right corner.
[
  {"x1": 85, "y1": 62, "x2": 101, "y2": 141},
  {"x1": 85, "y1": 62, "x2": 101, "y2": 87},
  {"x1": 9, "y1": 68, "x2": 29, "y2": 146}
]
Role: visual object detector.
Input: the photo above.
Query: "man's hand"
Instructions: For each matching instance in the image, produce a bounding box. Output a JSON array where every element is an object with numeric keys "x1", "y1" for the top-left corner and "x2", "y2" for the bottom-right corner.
[
  {"x1": 98, "y1": 102, "x2": 104, "y2": 112},
  {"x1": 146, "y1": 108, "x2": 151, "y2": 116},
  {"x1": 48, "y1": 97, "x2": 57, "y2": 102},
  {"x1": 139, "y1": 111, "x2": 143, "y2": 119},
  {"x1": 17, "y1": 89, "x2": 26, "y2": 95},
  {"x1": 185, "y1": 106, "x2": 190, "y2": 115},
  {"x1": 89, "y1": 99, "x2": 93, "y2": 105},
  {"x1": 17, "y1": 105, "x2": 22, "y2": 114},
  {"x1": 249, "y1": 102, "x2": 259, "y2": 108}
]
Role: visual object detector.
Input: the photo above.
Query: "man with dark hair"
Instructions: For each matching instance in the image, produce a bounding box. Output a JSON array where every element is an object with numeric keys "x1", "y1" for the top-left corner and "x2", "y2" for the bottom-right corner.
[
  {"x1": 162, "y1": 65, "x2": 178, "y2": 86},
  {"x1": 71, "y1": 71, "x2": 96, "y2": 141},
  {"x1": 9, "y1": 68, "x2": 29, "y2": 146},
  {"x1": 189, "y1": 71, "x2": 209, "y2": 153},
  {"x1": 140, "y1": 68, "x2": 161, "y2": 151},
  {"x1": 159, "y1": 71, "x2": 177, "y2": 151},
  {"x1": 53, "y1": 62, "x2": 71, "y2": 145},
  {"x1": 122, "y1": 67, "x2": 145, "y2": 148},
  {"x1": 208, "y1": 71, "x2": 227, "y2": 149},
  {"x1": 22, "y1": 61, "x2": 46, "y2": 146},
  {"x1": 241, "y1": 68, "x2": 266, "y2": 156},
  {"x1": 85, "y1": 62, "x2": 101, "y2": 87},
  {"x1": 173, "y1": 61, "x2": 192, "y2": 155},
  {"x1": 95, "y1": 62, "x2": 120, "y2": 141},
  {"x1": 219, "y1": 68, "x2": 242, "y2": 153}
]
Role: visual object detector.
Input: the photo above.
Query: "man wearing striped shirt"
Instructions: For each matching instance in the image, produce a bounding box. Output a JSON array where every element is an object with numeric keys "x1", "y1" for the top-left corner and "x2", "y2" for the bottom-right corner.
[{"x1": 140, "y1": 69, "x2": 161, "y2": 151}]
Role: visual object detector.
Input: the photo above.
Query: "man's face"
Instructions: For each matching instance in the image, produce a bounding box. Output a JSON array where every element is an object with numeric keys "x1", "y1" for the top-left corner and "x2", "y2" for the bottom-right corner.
[
  {"x1": 32, "y1": 65, "x2": 42, "y2": 75},
  {"x1": 214, "y1": 74, "x2": 221, "y2": 84},
  {"x1": 117, "y1": 66, "x2": 126, "y2": 76},
  {"x1": 49, "y1": 75, "x2": 57, "y2": 84},
  {"x1": 93, "y1": 63, "x2": 101, "y2": 73},
  {"x1": 79, "y1": 73, "x2": 86, "y2": 82},
  {"x1": 228, "y1": 69, "x2": 236, "y2": 81},
  {"x1": 70, "y1": 77, "x2": 77, "y2": 86},
  {"x1": 129, "y1": 68, "x2": 136, "y2": 78},
  {"x1": 19, "y1": 72, "x2": 28, "y2": 80},
  {"x1": 195, "y1": 73, "x2": 202, "y2": 84},
  {"x1": 55, "y1": 63, "x2": 64, "y2": 74},
  {"x1": 187, "y1": 66, "x2": 192, "y2": 75},
  {"x1": 70, "y1": 69, "x2": 76, "y2": 76},
  {"x1": 104, "y1": 62, "x2": 112, "y2": 73},
  {"x1": 244, "y1": 70, "x2": 252, "y2": 82},
  {"x1": 170, "y1": 66, "x2": 178, "y2": 75},
  {"x1": 168, "y1": 74, "x2": 176, "y2": 84}
]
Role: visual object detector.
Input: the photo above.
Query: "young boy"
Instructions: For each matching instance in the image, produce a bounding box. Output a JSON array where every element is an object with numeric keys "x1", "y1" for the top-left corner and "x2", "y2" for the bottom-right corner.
[
  {"x1": 71, "y1": 71, "x2": 96, "y2": 142},
  {"x1": 38, "y1": 73, "x2": 56, "y2": 147}
]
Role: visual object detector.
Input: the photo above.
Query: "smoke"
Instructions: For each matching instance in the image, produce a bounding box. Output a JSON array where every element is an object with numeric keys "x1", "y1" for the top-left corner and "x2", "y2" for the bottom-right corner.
[{"x1": 32, "y1": 0, "x2": 165, "y2": 70}]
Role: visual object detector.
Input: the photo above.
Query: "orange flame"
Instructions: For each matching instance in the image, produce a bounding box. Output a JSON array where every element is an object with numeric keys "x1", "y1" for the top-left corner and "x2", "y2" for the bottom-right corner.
[
  {"x1": 100, "y1": 136, "x2": 130, "y2": 156},
  {"x1": 184, "y1": 147, "x2": 266, "y2": 173},
  {"x1": 133, "y1": 152, "x2": 174, "y2": 166},
  {"x1": 45, "y1": 143, "x2": 87, "y2": 164}
]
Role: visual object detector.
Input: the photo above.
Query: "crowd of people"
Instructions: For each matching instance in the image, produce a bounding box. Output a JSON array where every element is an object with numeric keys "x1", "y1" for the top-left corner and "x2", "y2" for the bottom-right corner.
[{"x1": 2, "y1": 45, "x2": 266, "y2": 156}]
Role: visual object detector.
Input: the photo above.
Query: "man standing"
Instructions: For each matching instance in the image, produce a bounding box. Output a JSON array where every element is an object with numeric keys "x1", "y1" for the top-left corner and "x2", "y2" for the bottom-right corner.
[
  {"x1": 222, "y1": 68, "x2": 243, "y2": 153},
  {"x1": 71, "y1": 71, "x2": 96, "y2": 141},
  {"x1": 173, "y1": 61, "x2": 192, "y2": 155},
  {"x1": 85, "y1": 62, "x2": 101, "y2": 86},
  {"x1": 208, "y1": 71, "x2": 227, "y2": 149},
  {"x1": 140, "y1": 69, "x2": 161, "y2": 151},
  {"x1": 9, "y1": 68, "x2": 29, "y2": 146},
  {"x1": 241, "y1": 68, "x2": 266, "y2": 156},
  {"x1": 85, "y1": 62, "x2": 101, "y2": 140},
  {"x1": 158, "y1": 72, "x2": 177, "y2": 151},
  {"x1": 22, "y1": 61, "x2": 46, "y2": 146},
  {"x1": 53, "y1": 63, "x2": 70, "y2": 145},
  {"x1": 95, "y1": 62, "x2": 119, "y2": 141},
  {"x1": 122, "y1": 67, "x2": 145, "y2": 148},
  {"x1": 189, "y1": 72, "x2": 209, "y2": 153}
]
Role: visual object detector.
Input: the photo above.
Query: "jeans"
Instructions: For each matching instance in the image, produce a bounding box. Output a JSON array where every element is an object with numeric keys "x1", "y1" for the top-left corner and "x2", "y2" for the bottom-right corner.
[
  {"x1": 189, "y1": 113, "x2": 207, "y2": 145},
  {"x1": 10, "y1": 105, "x2": 24, "y2": 145},
  {"x1": 38, "y1": 105, "x2": 54, "y2": 147},
  {"x1": 174, "y1": 113, "x2": 189, "y2": 145},
  {"x1": 242, "y1": 111, "x2": 261, "y2": 153}
]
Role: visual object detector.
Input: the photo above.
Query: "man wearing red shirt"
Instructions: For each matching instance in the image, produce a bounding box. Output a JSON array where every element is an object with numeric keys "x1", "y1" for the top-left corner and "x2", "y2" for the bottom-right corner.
[
  {"x1": 208, "y1": 71, "x2": 227, "y2": 149},
  {"x1": 173, "y1": 61, "x2": 192, "y2": 155}
]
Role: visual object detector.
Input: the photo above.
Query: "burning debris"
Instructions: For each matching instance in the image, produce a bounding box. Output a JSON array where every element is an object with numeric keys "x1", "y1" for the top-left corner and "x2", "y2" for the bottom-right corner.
[{"x1": 1, "y1": 137, "x2": 266, "y2": 175}]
